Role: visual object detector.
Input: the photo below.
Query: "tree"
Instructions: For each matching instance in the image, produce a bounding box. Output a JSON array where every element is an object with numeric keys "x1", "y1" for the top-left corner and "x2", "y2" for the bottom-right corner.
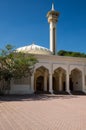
[
  {"x1": 0, "y1": 44, "x2": 38, "y2": 94},
  {"x1": 58, "y1": 50, "x2": 86, "y2": 57}
]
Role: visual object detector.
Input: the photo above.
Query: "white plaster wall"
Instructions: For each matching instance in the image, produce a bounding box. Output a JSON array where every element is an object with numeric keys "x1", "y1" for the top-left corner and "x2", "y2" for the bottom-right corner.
[{"x1": 10, "y1": 84, "x2": 32, "y2": 94}]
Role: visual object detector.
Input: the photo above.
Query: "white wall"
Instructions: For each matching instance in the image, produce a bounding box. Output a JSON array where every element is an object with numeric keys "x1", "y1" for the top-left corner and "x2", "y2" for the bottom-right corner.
[
  {"x1": 10, "y1": 55, "x2": 86, "y2": 94},
  {"x1": 10, "y1": 85, "x2": 32, "y2": 94}
]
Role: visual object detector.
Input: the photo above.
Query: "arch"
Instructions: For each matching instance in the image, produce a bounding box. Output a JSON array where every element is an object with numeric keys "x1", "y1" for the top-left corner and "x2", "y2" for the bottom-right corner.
[
  {"x1": 70, "y1": 68, "x2": 82, "y2": 92},
  {"x1": 71, "y1": 67, "x2": 82, "y2": 72},
  {"x1": 53, "y1": 67, "x2": 66, "y2": 92},
  {"x1": 36, "y1": 76, "x2": 44, "y2": 91},
  {"x1": 70, "y1": 66, "x2": 83, "y2": 73},
  {"x1": 54, "y1": 67, "x2": 66, "y2": 74},
  {"x1": 36, "y1": 66, "x2": 48, "y2": 71},
  {"x1": 53, "y1": 65, "x2": 67, "y2": 73},
  {"x1": 35, "y1": 64, "x2": 50, "y2": 72},
  {"x1": 34, "y1": 66, "x2": 49, "y2": 92}
]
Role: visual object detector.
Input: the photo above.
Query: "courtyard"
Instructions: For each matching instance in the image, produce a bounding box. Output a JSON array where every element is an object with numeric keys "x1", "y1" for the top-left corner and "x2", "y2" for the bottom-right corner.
[{"x1": 0, "y1": 94, "x2": 86, "y2": 130}]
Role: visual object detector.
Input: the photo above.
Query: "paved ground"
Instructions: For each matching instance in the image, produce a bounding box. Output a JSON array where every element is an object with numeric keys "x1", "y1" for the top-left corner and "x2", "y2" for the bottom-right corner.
[{"x1": 0, "y1": 94, "x2": 86, "y2": 130}]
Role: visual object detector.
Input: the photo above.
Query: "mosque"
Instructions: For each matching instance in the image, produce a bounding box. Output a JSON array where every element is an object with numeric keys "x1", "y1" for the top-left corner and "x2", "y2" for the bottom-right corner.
[{"x1": 10, "y1": 4, "x2": 86, "y2": 94}]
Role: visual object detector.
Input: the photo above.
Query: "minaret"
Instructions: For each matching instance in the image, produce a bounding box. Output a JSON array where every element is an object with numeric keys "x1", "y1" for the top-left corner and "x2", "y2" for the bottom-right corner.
[{"x1": 47, "y1": 3, "x2": 59, "y2": 55}]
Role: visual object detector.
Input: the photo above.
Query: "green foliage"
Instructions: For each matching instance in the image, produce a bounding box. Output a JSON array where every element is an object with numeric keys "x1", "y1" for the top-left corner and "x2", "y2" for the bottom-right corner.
[
  {"x1": 0, "y1": 44, "x2": 38, "y2": 81},
  {"x1": 58, "y1": 50, "x2": 86, "y2": 58}
]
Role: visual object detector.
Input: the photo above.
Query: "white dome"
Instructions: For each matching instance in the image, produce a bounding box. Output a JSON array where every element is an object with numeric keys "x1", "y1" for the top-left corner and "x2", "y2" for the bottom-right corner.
[{"x1": 16, "y1": 43, "x2": 52, "y2": 55}]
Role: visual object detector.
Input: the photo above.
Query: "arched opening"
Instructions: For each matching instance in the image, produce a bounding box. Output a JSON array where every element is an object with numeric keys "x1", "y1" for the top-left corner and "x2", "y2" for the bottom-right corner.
[
  {"x1": 53, "y1": 77, "x2": 56, "y2": 91},
  {"x1": 69, "y1": 77, "x2": 73, "y2": 91},
  {"x1": 53, "y1": 67, "x2": 66, "y2": 92},
  {"x1": 34, "y1": 66, "x2": 49, "y2": 93},
  {"x1": 36, "y1": 76, "x2": 44, "y2": 91},
  {"x1": 70, "y1": 68, "x2": 82, "y2": 92}
]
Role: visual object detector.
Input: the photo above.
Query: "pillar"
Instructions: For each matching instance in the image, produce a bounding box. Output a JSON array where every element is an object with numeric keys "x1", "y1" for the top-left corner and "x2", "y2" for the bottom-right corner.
[
  {"x1": 44, "y1": 74, "x2": 47, "y2": 91},
  {"x1": 66, "y1": 70, "x2": 70, "y2": 93},
  {"x1": 59, "y1": 73, "x2": 62, "y2": 91},
  {"x1": 49, "y1": 73, "x2": 53, "y2": 93}
]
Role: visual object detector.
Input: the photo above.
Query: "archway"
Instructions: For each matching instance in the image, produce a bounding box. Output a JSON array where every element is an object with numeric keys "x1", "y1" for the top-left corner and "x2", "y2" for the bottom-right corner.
[
  {"x1": 36, "y1": 76, "x2": 44, "y2": 91},
  {"x1": 34, "y1": 66, "x2": 49, "y2": 92},
  {"x1": 70, "y1": 68, "x2": 82, "y2": 92},
  {"x1": 53, "y1": 67, "x2": 66, "y2": 92}
]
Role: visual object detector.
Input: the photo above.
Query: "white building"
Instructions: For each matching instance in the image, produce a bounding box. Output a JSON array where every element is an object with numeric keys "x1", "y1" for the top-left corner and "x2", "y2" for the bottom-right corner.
[{"x1": 10, "y1": 4, "x2": 86, "y2": 94}]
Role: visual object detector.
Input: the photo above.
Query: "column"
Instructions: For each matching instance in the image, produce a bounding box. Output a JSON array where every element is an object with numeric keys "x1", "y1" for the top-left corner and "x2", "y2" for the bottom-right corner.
[
  {"x1": 82, "y1": 69, "x2": 86, "y2": 92},
  {"x1": 59, "y1": 73, "x2": 62, "y2": 91},
  {"x1": 44, "y1": 75, "x2": 47, "y2": 91},
  {"x1": 66, "y1": 71, "x2": 70, "y2": 93},
  {"x1": 49, "y1": 73, "x2": 53, "y2": 93},
  {"x1": 31, "y1": 74, "x2": 34, "y2": 93}
]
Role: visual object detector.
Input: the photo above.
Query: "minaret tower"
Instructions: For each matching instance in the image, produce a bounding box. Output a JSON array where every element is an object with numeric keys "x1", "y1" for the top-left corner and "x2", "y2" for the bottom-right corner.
[{"x1": 47, "y1": 3, "x2": 59, "y2": 55}]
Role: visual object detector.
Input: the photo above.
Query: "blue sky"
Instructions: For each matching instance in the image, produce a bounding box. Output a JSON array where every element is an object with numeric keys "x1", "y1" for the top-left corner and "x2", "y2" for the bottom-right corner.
[{"x1": 0, "y1": 0, "x2": 86, "y2": 53}]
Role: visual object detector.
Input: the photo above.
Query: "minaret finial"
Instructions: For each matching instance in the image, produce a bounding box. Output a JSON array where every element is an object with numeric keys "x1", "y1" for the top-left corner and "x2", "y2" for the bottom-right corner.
[{"x1": 52, "y1": 2, "x2": 55, "y2": 11}]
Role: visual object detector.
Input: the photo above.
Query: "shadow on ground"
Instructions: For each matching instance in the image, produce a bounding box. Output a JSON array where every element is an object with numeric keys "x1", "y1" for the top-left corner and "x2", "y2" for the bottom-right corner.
[{"x1": 0, "y1": 94, "x2": 80, "y2": 103}]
